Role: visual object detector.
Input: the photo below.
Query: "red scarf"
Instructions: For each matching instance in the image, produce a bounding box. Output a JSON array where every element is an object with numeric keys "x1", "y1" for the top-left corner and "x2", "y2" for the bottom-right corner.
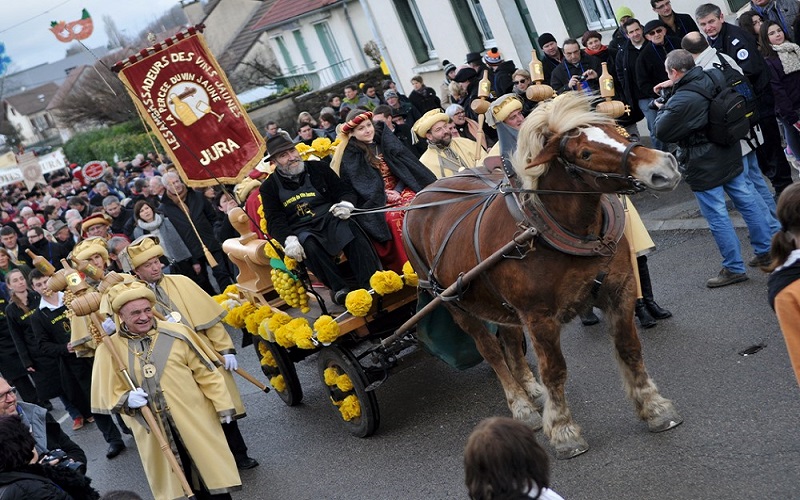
[{"x1": 585, "y1": 45, "x2": 608, "y2": 57}]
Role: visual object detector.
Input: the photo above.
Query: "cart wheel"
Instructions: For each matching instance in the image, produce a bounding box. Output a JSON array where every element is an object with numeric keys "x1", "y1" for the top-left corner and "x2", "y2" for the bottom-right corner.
[
  {"x1": 256, "y1": 337, "x2": 303, "y2": 406},
  {"x1": 317, "y1": 345, "x2": 380, "y2": 438}
]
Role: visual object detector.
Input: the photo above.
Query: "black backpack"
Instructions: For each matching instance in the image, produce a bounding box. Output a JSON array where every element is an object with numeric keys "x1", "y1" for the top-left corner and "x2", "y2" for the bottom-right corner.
[
  {"x1": 689, "y1": 66, "x2": 751, "y2": 146},
  {"x1": 711, "y1": 52, "x2": 760, "y2": 128}
]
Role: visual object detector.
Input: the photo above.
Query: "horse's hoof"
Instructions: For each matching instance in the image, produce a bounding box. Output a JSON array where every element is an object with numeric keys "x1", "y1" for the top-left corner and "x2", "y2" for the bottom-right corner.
[
  {"x1": 525, "y1": 410, "x2": 543, "y2": 431},
  {"x1": 647, "y1": 413, "x2": 683, "y2": 433},
  {"x1": 554, "y1": 438, "x2": 589, "y2": 460}
]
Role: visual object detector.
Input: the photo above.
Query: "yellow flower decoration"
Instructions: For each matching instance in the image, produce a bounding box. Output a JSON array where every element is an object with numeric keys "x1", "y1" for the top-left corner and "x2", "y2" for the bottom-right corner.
[
  {"x1": 323, "y1": 367, "x2": 339, "y2": 386},
  {"x1": 283, "y1": 256, "x2": 298, "y2": 271},
  {"x1": 212, "y1": 284, "x2": 240, "y2": 304},
  {"x1": 314, "y1": 315, "x2": 340, "y2": 344},
  {"x1": 310, "y1": 136, "x2": 333, "y2": 157},
  {"x1": 287, "y1": 318, "x2": 315, "y2": 349},
  {"x1": 268, "y1": 311, "x2": 292, "y2": 333},
  {"x1": 223, "y1": 302, "x2": 256, "y2": 328},
  {"x1": 345, "y1": 289, "x2": 373, "y2": 317},
  {"x1": 402, "y1": 261, "x2": 419, "y2": 287},
  {"x1": 223, "y1": 284, "x2": 239, "y2": 296},
  {"x1": 335, "y1": 374, "x2": 354, "y2": 392},
  {"x1": 245, "y1": 305, "x2": 274, "y2": 335},
  {"x1": 257, "y1": 320, "x2": 274, "y2": 342},
  {"x1": 295, "y1": 143, "x2": 314, "y2": 160},
  {"x1": 333, "y1": 394, "x2": 361, "y2": 421},
  {"x1": 257, "y1": 194, "x2": 268, "y2": 235},
  {"x1": 259, "y1": 344, "x2": 278, "y2": 367},
  {"x1": 264, "y1": 239, "x2": 282, "y2": 260},
  {"x1": 270, "y1": 375, "x2": 287, "y2": 392},
  {"x1": 370, "y1": 270, "x2": 404, "y2": 296}
]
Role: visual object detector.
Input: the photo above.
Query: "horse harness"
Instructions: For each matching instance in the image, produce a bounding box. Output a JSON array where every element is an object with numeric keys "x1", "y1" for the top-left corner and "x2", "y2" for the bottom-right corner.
[{"x1": 402, "y1": 130, "x2": 647, "y2": 308}]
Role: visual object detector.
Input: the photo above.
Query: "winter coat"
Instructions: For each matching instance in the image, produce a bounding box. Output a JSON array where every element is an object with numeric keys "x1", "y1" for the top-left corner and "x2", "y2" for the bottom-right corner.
[
  {"x1": 338, "y1": 122, "x2": 437, "y2": 242},
  {"x1": 765, "y1": 55, "x2": 800, "y2": 124},
  {"x1": 491, "y1": 60, "x2": 517, "y2": 96},
  {"x1": 0, "y1": 464, "x2": 99, "y2": 500},
  {"x1": 132, "y1": 215, "x2": 193, "y2": 264},
  {"x1": 0, "y1": 294, "x2": 27, "y2": 380},
  {"x1": 653, "y1": 65, "x2": 743, "y2": 192},
  {"x1": 609, "y1": 27, "x2": 627, "y2": 53},
  {"x1": 663, "y1": 12, "x2": 700, "y2": 39},
  {"x1": 16, "y1": 401, "x2": 87, "y2": 468},
  {"x1": 616, "y1": 40, "x2": 646, "y2": 106},
  {"x1": 409, "y1": 86, "x2": 442, "y2": 115},
  {"x1": 752, "y1": 0, "x2": 800, "y2": 41},
  {"x1": 550, "y1": 53, "x2": 603, "y2": 94},
  {"x1": 159, "y1": 189, "x2": 222, "y2": 260},
  {"x1": 635, "y1": 37, "x2": 681, "y2": 99}
]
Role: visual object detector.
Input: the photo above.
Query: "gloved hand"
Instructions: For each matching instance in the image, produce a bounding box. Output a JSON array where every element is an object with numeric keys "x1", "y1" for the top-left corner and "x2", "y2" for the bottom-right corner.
[
  {"x1": 284, "y1": 236, "x2": 306, "y2": 262},
  {"x1": 329, "y1": 201, "x2": 354, "y2": 219},
  {"x1": 101, "y1": 317, "x2": 116, "y2": 334},
  {"x1": 223, "y1": 354, "x2": 238, "y2": 371},
  {"x1": 127, "y1": 388, "x2": 148, "y2": 409},
  {"x1": 221, "y1": 415, "x2": 232, "y2": 424}
]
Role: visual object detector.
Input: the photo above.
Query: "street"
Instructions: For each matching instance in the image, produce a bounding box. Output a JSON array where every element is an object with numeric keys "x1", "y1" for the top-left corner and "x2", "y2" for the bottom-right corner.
[{"x1": 60, "y1": 181, "x2": 800, "y2": 499}]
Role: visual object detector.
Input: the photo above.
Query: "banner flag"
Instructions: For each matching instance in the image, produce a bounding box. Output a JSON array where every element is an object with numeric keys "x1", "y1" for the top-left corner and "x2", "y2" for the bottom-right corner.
[{"x1": 113, "y1": 25, "x2": 265, "y2": 187}]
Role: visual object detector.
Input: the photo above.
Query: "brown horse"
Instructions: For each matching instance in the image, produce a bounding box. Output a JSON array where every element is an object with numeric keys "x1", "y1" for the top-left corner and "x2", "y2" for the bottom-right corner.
[{"x1": 403, "y1": 93, "x2": 683, "y2": 459}]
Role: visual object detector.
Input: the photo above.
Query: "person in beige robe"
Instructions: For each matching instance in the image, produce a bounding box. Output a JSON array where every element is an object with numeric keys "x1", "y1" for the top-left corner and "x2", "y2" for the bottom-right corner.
[
  {"x1": 91, "y1": 281, "x2": 241, "y2": 500},
  {"x1": 413, "y1": 109, "x2": 485, "y2": 178},
  {"x1": 123, "y1": 235, "x2": 258, "y2": 470}
]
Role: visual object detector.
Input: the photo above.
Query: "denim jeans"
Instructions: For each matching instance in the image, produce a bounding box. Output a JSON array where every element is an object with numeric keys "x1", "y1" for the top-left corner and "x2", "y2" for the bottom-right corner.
[
  {"x1": 742, "y1": 150, "x2": 780, "y2": 234},
  {"x1": 694, "y1": 170, "x2": 774, "y2": 274},
  {"x1": 639, "y1": 98, "x2": 665, "y2": 151}
]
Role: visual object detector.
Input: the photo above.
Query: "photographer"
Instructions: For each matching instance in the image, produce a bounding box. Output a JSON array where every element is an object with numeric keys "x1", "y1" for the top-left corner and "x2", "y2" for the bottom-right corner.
[
  {"x1": 550, "y1": 38, "x2": 602, "y2": 94},
  {"x1": 0, "y1": 377, "x2": 86, "y2": 474},
  {"x1": 653, "y1": 49, "x2": 775, "y2": 288},
  {"x1": 0, "y1": 415, "x2": 99, "y2": 499}
]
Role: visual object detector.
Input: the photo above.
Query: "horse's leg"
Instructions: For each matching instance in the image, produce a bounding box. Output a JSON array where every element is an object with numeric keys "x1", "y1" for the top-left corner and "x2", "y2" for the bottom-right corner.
[
  {"x1": 523, "y1": 316, "x2": 589, "y2": 459},
  {"x1": 497, "y1": 325, "x2": 546, "y2": 410},
  {"x1": 606, "y1": 305, "x2": 683, "y2": 432},
  {"x1": 448, "y1": 310, "x2": 542, "y2": 428}
]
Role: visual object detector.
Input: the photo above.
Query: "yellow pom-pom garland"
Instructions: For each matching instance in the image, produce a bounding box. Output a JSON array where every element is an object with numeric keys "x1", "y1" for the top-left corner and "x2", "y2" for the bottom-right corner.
[
  {"x1": 333, "y1": 394, "x2": 361, "y2": 421},
  {"x1": 314, "y1": 315, "x2": 340, "y2": 344},
  {"x1": 370, "y1": 270, "x2": 404, "y2": 296},
  {"x1": 402, "y1": 261, "x2": 419, "y2": 287},
  {"x1": 270, "y1": 375, "x2": 287, "y2": 392},
  {"x1": 345, "y1": 289, "x2": 373, "y2": 317}
]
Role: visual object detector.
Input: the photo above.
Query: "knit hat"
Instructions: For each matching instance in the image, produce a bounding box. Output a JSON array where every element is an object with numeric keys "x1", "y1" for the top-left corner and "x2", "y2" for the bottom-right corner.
[
  {"x1": 443, "y1": 59, "x2": 457, "y2": 76},
  {"x1": 384, "y1": 89, "x2": 399, "y2": 100},
  {"x1": 615, "y1": 6, "x2": 634, "y2": 23},
  {"x1": 483, "y1": 48, "x2": 503, "y2": 65},
  {"x1": 453, "y1": 66, "x2": 478, "y2": 83},
  {"x1": 412, "y1": 109, "x2": 450, "y2": 138},
  {"x1": 126, "y1": 235, "x2": 164, "y2": 269},
  {"x1": 537, "y1": 33, "x2": 557, "y2": 48},
  {"x1": 465, "y1": 52, "x2": 482, "y2": 65},
  {"x1": 643, "y1": 19, "x2": 667, "y2": 35},
  {"x1": 108, "y1": 280, "x2": 156, "y2": 314}
]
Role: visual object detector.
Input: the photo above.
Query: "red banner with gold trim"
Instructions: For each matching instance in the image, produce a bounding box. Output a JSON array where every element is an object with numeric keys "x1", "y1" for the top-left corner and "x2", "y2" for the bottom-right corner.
[{"x1": 113, "y1": 25, "x2": 264, "y2": 187}]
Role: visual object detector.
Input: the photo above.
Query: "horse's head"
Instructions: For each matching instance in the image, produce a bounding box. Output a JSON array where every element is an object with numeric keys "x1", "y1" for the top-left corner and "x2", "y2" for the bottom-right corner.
[{"x1": 512, "y1": 93, "x2": 681, "y2": 193}]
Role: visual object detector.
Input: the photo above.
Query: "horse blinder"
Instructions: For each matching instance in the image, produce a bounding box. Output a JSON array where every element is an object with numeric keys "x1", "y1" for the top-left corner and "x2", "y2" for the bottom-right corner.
[{"x1": 557, "y1": 131, "x2": 646, "y2": 195}]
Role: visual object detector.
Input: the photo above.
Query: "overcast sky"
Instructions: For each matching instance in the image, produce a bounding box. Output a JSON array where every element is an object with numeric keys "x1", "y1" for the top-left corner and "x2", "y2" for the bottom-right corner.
[{"x1": 0, "y1": 0, "x2": 182, "y2": 73}]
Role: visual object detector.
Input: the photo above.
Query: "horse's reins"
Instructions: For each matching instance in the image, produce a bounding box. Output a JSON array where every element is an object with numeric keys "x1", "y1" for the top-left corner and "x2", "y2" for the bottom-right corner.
[{"x1": 556, "y1": 132, "x2": 647, "y2": 196}]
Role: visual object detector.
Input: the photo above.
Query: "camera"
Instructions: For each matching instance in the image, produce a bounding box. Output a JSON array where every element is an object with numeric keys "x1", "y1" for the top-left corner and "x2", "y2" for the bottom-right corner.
[
  {"x1": 577, "y1": 74, "x2": 588, "y2": 82},
  {"x1": 648, "y1": 88, "x2": 669, "y2": 110},
  {"x1": 40, "y1": 449, "x2": 83, "y2": 472}
]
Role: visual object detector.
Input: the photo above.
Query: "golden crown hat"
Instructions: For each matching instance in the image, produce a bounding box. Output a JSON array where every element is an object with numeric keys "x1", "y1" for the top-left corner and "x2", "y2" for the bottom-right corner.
[
  {"x1": 486, "y1": 94, "x2": 523, "y2": 127},
  {"x1": 80, "y1": 213, "x2": 111, "y2": 233},
  {"x1": 412, "y1": 109, "x2": 450, "y2": 138},
  {"x1": 234, "y1": 178, "x2": 261, "y2": 205},
  {"x1": 71, "y1": 236, "x2": 109, "y2": 262},
  {"x1": 126, "y1": 235, "x2": 165, "y2": 269},
  {"x1": 108, "y1": 280, "x2": 156, "y2": 313}
]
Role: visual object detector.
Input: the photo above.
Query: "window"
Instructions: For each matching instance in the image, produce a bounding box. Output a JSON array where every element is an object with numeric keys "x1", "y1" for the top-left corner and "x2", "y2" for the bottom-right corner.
[
  {"x1": 293, "y1": 30, "x2": 315, "y2": 72},
  {"x1": 274, "y1": 35, "x2": 296, "y2": 74},
  {"x1": 394, "y1": 0, "x2": 434, "y2": 63},
  {"x1": 314, "y1": 22, "x2": 346, "y2": 80},
  {"x1": 578, "y1": 0, "x2": 616, "y2": 30},
  {"x1": 449, "y1": 0, "x2": 490, "y2": 51},
  {"x1": 466, "y1": 0, "x2": 494, "y2": 46}
]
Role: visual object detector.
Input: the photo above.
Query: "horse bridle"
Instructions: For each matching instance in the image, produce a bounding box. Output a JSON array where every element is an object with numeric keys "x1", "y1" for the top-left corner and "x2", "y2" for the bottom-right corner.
[{"x1": 556, "y1": 130, "x2": 646, "y2": 195}]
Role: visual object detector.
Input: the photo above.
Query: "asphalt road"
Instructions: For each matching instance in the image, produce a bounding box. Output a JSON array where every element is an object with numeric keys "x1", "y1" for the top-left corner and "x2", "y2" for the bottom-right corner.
[{"x1": 56, "y1": 181, "x2": 800, "y2": 499}]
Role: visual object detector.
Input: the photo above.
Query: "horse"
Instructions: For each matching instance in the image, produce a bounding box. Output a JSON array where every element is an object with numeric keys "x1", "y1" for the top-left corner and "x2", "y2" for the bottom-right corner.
[{"x1": 402, "y1": 93, "x2": 683, "y2": 459}]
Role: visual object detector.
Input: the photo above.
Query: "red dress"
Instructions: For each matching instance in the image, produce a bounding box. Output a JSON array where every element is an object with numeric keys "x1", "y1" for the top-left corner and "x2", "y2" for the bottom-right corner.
[{"x1": 372, "y1": 155, "x2": 415, "y2": 272}]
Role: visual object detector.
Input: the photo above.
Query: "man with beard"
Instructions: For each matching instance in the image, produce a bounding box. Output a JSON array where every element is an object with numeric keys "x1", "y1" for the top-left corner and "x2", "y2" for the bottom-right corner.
[
  {"x1": 445, "y1": 103, "x2": 493, "y2": 150},
  {"x1": 259, "y1": 135, "x2": 380, "y2": 305},
  {"x1": 414, "y1": 109, "x2": 483, "y2": 178}
]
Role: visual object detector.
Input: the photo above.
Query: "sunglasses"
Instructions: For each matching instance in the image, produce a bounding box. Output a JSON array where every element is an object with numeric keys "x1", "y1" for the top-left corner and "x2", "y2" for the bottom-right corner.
[
  {"x1": 648, "y1": 28, "x2": 666, "y2": 36},
  {"x1": 514, "y1": 79, "x2": 528, "y2": 84}
]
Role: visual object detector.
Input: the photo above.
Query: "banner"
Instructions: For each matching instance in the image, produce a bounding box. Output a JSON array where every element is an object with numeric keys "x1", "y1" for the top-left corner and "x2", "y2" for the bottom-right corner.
[
  {"x1": 113, "y1": 26, "x2": 265, "y2": 187},
  {"x1": 0, "y1": 149, "x2": 68, "y2": 188}
]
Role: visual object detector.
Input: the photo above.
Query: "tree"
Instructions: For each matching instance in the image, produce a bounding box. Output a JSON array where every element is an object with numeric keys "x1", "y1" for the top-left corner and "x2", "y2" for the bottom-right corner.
[
  {"x1": 103, "y1": 14, "x2": 127, "y2": 49},
  {"x1": 230, "y1": 43, "x2": 283, "y2": 93}
]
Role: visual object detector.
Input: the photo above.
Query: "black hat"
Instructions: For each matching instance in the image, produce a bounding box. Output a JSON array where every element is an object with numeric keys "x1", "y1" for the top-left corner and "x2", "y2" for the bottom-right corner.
[
  {"x1": 264, "y1": 134, "x2": 297, "y2": 160},
  {"x1": 538, "y1": 33, "x2": 557, "y2": 47},
  {"x1": 453, "y1": 67, "x2": 478, "y2": 83},
  {"x1": 643, "y1": 19, "x2": 667, "y2": 35},
  {"x1": 465, "y1": 52, "x2": 482, "y2": 65},
  {"x1": 391, "y1": 107, "x2": 407, "y2": 118}
]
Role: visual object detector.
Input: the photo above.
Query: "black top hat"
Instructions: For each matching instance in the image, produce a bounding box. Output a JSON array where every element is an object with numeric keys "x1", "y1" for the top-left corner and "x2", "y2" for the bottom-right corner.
[{"x1": 264, "y1": 134, "x2": 297, "y2": 160}]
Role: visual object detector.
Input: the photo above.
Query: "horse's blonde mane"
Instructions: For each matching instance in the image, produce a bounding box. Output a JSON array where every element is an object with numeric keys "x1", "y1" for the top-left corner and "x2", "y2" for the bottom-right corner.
[{"x1": 511, "y1": 93, "x2": 614, "y2": 191}]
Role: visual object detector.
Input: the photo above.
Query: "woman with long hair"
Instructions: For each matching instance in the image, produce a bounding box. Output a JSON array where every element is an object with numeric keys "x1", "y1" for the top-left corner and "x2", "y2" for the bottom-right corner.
[
  {"x1": 331, "y1": 109, "x2": 437, "y2": 271},
  {"x1": 766, "y1": 183, "x2": 800, "y2": 386},
  {"x1": 738, "y1": 10, "x2": 764, "y2": 44},
  {"x1": 760, "y1": 20, "x2": 800, "y2": 164},
  {"x1": 131, "y1": 200, "x2": 192, "y2": 267}
]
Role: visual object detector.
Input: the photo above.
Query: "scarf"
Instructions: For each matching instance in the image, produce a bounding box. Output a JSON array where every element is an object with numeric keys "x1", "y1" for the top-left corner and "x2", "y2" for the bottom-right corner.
[
  {"x1": 137, "y1": 213, "x2": 163, "y2": 231},
  {"x1": 772, "y1": 42, "x2": 800, "y2": 74},
  {"x1": 585, "y1": 45, "x2": 608, "y2": 57}
]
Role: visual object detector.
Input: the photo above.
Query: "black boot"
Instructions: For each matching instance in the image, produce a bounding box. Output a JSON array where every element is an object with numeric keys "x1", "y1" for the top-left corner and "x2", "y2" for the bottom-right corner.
[
  {"x1": 638, "y1": 255, "x2": 672, "y2": 320},
  {"x1": 635, "y1": 299, "x2": 656, "y2": 328},
  {"x1": 580, "y1": 308, "x2": 600, "y2": 326}
]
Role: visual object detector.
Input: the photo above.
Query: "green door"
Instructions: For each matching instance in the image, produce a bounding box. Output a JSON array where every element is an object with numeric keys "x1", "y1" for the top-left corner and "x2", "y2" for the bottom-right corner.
[
  {"x1": 556, "y1": 0, "x2": 588, "y2": 38},
  {"x1": 728, "y1": 0, "x2": 749, "y2": 10}
]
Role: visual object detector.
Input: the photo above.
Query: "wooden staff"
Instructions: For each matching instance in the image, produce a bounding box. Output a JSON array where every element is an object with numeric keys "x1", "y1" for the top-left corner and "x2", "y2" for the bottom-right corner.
[
  {"x1": 165, "y1": 176, "x2": 218, "y2": 267},
  {"x1": 52, "y1": 260, "x2": 197, "y2": 500},
  {"x1": 471, "y1": 70, "x2": 492, "y2": 163}
]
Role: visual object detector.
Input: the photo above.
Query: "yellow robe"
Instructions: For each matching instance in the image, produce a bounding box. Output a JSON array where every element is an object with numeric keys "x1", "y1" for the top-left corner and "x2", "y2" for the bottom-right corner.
[
  {"x1": 150, "y1": 274, "x2": 246, "y2": 417},
  {"x1": 419, "y1": 137, "x2": 485, "y2": 178},
  {"x1": 91, "y1": 320, "x2": 241, "y2": 500}
]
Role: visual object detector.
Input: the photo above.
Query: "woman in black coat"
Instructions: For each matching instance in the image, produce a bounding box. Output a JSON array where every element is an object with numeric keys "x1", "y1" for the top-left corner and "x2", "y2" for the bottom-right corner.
[
  {"x1": 332, "y1": 110, "x2": 437, "y2": 272},
  {"x1": 5, "y1": 269, "x2": 61, "y2": 405}
]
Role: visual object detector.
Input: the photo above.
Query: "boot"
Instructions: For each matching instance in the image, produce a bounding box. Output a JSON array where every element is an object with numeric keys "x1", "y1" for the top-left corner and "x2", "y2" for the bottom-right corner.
[
  {"x1": 579, "y1": 308, "x2": 600, "y2": 326},
  {"x1": 635, "y1": 299, "x2": 656, "y2": 328},
  {"x1": 637, "y1": 255, "x2": 672, "y2": 320}
]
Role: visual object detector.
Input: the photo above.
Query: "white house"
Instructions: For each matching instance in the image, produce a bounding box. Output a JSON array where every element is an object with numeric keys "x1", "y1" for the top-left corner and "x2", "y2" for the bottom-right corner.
[{"x1": 3, "y1": 83, "x2": 61, "y2": 146}]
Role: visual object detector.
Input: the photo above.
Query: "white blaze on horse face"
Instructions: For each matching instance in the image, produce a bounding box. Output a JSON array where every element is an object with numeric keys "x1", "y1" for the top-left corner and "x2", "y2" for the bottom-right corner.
[{"x1": 582, "y1": 127, "x2": 627, "y2": 153}]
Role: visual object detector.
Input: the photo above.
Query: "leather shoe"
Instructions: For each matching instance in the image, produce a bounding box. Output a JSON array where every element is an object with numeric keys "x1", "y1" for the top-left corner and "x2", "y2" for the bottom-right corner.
[
  {"x1": 706, "y1": 268, "x2": 748, "y2": 288},
  {"x1": 333, "y1": 289, "x2": 349, "y2": 306},
  {"x1": 236, "y1": 457, "x2": 259, "y2": 470},
  {"x1": 747, "y1": 253, "x2": 771, "y2": 268},
  {"x1": 106, "y1": 442, "x2": 126, "y2": 459},
  {"x1": 643, "y1": 298, "x2": 672, "y2": 320},
  {"x1": 579, "y1": 309, "x2": 600, "y2": 326}
]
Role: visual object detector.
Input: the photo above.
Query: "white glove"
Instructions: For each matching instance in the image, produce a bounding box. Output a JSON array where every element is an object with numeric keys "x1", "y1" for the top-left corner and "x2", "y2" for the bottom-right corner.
[
  {"x1": 329, "y1": 201, "x2": 354, "y2": 219},
  {"x1": 101, "y1": 318, "x2": 116, "y2": 334},
  {"x1": 127, "y1": 388, "x2": 148, "y2": 409},
  {"x1": 221, "y1": 415, "x2": 232, "y2": 424},
  {"x1": 223, "y1": 354, "x2": 238, "y2": 371},
  {"x1": 284, "y1": 235, "x2": 306, "y2": 262}
]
